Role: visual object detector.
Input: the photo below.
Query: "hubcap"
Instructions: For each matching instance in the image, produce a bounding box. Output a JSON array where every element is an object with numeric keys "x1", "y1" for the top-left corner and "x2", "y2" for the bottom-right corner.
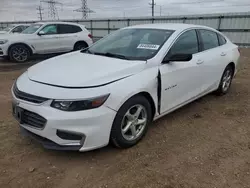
[
  {"x1": 121, "y1": 105, "x2": 147, "y2": 141},
  {"x1": 222, "y1": 69, "x2": 232, "y2": 92},
  {"x1": 12, "y1": 47, "x2": 28, "y2": 62}
]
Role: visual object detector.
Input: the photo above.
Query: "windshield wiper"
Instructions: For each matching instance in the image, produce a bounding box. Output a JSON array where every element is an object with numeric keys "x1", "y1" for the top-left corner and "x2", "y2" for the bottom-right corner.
[
  {"x1": 80, "y1": 48, "x2": 94, "y2": 54},
  {"x1": 94, "y1": 52, "x2": 130, "y2": 60}
]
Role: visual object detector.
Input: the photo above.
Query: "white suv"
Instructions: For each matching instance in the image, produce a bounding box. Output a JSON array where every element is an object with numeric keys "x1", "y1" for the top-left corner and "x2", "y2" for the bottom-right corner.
[{"x1": 0, "y1": 22, "x2": 93, "y2": 62}]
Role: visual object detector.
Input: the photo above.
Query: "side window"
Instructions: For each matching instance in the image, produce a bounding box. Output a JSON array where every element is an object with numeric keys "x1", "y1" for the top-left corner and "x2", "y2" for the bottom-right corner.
[
  {"x1": 218, "y1": 34, "x2": 227, "y2": 46},
  {"x1": 199, "y1": 29, "x2": 219, "y2": 50},
  {"x1": 40, "y1": 25, "x2": 58, "y2": 35},
  {"x1": 169, "y1": 30, "x2": 199, "y2": 55},
  {"x1": 12, "y1": 26, "x2": 23, "y2": 33},
  {"x1": 58, "y1": 24, "x2": 82, "y2": 34}
]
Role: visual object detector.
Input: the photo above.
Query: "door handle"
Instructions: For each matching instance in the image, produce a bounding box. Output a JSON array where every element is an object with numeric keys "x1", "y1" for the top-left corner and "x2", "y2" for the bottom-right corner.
[
  {"x1": 196, "y1": 60, "x2": 204, "y2": 65},
  {"x1": 221, "y1": 52, "x2": 227, "y2": 56}
]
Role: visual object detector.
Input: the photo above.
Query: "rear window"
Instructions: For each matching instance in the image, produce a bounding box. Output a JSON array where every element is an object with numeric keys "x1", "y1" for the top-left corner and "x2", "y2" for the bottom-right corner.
[{"x1": 58, "y1": 24, "x2": 82, "y2": 34}]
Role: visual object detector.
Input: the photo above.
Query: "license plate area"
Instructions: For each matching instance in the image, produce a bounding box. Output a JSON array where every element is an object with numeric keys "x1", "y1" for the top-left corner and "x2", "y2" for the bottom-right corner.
[{"x1": 12, "y1": 101, "x2": 24, "y2": 124}]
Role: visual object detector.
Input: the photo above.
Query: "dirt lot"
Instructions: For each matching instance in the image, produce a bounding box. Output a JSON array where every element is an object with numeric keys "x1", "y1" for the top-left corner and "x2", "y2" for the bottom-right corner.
[{"x1": 0, "y1": 50, "x2": 250, "y2": 188}]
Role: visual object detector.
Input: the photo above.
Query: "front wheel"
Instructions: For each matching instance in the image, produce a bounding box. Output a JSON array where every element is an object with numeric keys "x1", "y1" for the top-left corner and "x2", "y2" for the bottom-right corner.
[
  {"x1": 9, "y1": 44, "x2": 30, "y2": 63},
  {"x1": 215, "y1": 65, "x2": 234, "y2": 95},
  {"x1": 110, "y1": 95, "x2": 152, "y2": 149}
]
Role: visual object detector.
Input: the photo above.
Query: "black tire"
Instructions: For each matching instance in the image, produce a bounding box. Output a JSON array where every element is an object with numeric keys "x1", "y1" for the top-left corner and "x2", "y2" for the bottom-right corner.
[
  {"x1": 9, "y1": 44, "x2": 30, "y2": 63},
  {"x1": 110, "y1": 95, "x2": 152, "y2": 149},
  {"x1": 74, "y1": 42, "x2": 88, "y2": 51},
  {"x1": 215, "y1": 65, "x2": 234, "y2": 95}
]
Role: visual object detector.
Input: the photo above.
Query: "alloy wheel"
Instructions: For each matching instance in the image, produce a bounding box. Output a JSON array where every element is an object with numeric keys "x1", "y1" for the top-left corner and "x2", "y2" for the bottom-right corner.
[
  {"x1": 12, "y1": 47, "x2": 28, "y2": 62},
  {"x1": 222, "y1": 69, "x2": 232, "y2": 92},
  {"x1": 121, "y1": 104, "x2": 147, "y2": 141}
]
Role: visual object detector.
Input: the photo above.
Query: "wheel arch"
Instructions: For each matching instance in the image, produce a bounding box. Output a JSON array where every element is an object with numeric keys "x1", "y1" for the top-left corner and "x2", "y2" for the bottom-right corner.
[
  {"x1": 74, "y1": 41, "x2": 88, "y2": 48},
  {"x1": 227, "y1": 62, "x2": 236, "y2": 76},
  {"x1": 113, "y1": 91, "x2": 157, "y2": 121},
  {"x1": 8, "y1": 43, "x2": 34, "y2": 56}
]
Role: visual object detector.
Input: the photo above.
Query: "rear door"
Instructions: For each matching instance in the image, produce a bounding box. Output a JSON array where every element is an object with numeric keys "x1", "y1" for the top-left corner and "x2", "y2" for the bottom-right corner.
[
  {"x1": 57, "y1": 24, "x2": 81, "y2": 51},
  {"x1": 159, "y1": 29, "x2": 206, "y2": 113},
  {"x1": 197, "y1": 29, "x2": 226, "y2": 91}
]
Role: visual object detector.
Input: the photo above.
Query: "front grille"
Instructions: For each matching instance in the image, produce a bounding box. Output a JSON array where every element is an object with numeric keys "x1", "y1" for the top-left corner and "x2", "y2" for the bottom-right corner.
[
  {"x1": 13, "y1": 83, "x2": 48, "y2": 104},
  {"x1": 22, "y1": 110, "x2": 47, "y2": 129}
]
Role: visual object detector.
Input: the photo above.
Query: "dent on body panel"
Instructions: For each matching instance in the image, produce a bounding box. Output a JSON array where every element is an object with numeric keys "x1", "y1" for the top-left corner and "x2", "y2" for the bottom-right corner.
[{"x1": 105, "y1": 66, "x2": 159, "y2": 112}]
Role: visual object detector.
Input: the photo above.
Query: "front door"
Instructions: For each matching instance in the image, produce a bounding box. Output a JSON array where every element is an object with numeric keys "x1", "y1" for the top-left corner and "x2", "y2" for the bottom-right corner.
[
  {"x1": 32, "y1": 24, "x2": 61, "y2": 54},
  {"x1": 160, "y1": 29, "x2": 205, "y2": 113}
]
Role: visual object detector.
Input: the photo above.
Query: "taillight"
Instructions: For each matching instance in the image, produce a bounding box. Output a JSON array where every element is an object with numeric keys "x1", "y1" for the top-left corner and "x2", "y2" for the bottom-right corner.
[{"x1": 88, "y1": 34, "x2": 93, "y2": 39}]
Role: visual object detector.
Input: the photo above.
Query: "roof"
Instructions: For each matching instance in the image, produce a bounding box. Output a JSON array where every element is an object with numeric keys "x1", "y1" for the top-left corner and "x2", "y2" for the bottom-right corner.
[
  {"x1": 34, "y1": 21, "x2": 85, "y2": 26},
  {"x1": 126, "y1": 23, "x2": 214, "y2": 31}
]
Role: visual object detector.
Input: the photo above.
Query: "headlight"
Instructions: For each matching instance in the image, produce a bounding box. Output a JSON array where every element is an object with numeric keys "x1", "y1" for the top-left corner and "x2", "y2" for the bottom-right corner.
[
  {"x1": 0, "y1": 40, "x2": 8, "y2": 44},
  {"x1": 50, "y1": 94, "x2": 110, "y2": 111}
]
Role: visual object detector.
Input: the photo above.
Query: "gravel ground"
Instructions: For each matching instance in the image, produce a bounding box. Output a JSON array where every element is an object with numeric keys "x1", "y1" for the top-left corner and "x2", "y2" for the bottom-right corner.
[{"x1": 0, "y1": 49, "x2": 250, "y2": 188}]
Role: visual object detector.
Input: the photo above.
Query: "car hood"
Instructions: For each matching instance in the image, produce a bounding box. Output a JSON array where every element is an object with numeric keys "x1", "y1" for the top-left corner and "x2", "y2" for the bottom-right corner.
[
  {"x1": 0, "y1": 33, "x2": 32, "y2": 40},
  {"x1": 0, "y1": 31, "x2": 7, "y2": 34},
  {"x1": 27, "y1": 52, "x2": 146, "y2": 88}
]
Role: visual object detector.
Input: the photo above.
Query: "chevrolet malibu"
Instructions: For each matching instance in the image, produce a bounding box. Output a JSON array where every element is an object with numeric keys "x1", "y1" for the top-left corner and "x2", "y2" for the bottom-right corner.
[{"x1": 12, "y1": 23, "x2": 240, "y2": 152}]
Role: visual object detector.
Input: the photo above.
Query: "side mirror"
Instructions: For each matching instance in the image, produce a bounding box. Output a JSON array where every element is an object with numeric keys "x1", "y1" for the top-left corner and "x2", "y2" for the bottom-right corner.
[
  {"x1": 162, "y1": 53, "x2": 193, "y2": 64},
  {"x1": 38, "y1": 31, "x2": 45, "y2": 36}
]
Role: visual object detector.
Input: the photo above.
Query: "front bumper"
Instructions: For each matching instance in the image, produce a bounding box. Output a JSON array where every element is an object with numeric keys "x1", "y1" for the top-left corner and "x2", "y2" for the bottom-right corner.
[
  {"x1": 0, "y1": 44, "x2": 8, "y2": 56},
  {"x1": 12, "y1": 93, "x2": 117, "y2": 152}
]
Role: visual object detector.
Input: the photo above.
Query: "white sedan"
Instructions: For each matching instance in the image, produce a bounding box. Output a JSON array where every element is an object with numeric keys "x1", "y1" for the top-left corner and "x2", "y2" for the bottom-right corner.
[{"x1": 12, "y1": 23, "x2": 240, "y2": 152}]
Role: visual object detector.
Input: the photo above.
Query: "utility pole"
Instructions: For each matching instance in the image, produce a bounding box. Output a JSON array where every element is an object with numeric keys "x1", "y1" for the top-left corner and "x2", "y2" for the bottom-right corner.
[
  {"x1": 149, "y1": 0, "x2": 156, "y2": 17},
  {"x1": 37, "y1": 5, "x2": 44, "y2": 20},
  {"x1": 41, "y1": 0, "x2": 63, "y2": 20},
  {"x1": 74, "y1": 0, "x2": 94, "y2": 19}
]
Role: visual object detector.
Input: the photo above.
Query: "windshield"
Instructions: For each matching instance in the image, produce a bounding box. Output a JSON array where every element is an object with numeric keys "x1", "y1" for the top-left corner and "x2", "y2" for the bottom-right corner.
[
  {"x1": 83, "y1": 28, "x2": 174, "y2": 60},
  {"x1": 3, "y1": 27, "x2": 11, "y2": 32},
  {"x1": 22, "y1": 24, "x2": 43, "y2": 34},
  {"x1": 2, "y1": 25, "x2": 14, "y2": 32}
]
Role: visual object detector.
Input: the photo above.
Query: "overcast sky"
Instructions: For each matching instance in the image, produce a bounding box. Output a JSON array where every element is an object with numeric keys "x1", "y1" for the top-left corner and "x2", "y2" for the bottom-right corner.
[{"x1": 0, "y1": 0, "x2": 250, "y2": 21}]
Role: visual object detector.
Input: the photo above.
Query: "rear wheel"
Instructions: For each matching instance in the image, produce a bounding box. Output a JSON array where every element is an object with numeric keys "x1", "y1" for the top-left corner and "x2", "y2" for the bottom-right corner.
[
  {"x1": 74, "y1": 42, "x2": 88, "y2": 51},
  {"x1": 215, "y1": 65, "x2": 234, "y2": 95},
  {"x1": 9, "y1": 44, "x2": 30, "y2": 63},
  {"x1": 110, "y1": 95, "x2": 152, "y2": 149}
]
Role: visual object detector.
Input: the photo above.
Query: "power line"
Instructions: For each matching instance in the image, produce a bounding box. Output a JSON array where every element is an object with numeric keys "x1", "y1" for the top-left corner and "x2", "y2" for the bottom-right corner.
[
  {"x1": 36, "y1": 5, "x2": 44, "y2": 20},
  {"x1": 74, "y1": 0, "x2": 94, "y2": 19},
  {"x1": 41, "y1": 0, "x2": 63, "y2": 20},
  {"x1": 149, "y1": 0, "x2": 156, "y2": 17}
]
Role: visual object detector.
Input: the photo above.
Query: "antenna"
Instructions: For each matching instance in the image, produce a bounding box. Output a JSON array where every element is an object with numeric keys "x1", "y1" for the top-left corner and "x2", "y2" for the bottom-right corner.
[
  {"x1": 74, "y1": 0, "x2": 94, "y2": 19},
  {"x1": 36, "y1": 5, "x2": 44, "y2": 20},
  {"x1": 41, "y1": 0, "x2": 63, "y2": 20}
]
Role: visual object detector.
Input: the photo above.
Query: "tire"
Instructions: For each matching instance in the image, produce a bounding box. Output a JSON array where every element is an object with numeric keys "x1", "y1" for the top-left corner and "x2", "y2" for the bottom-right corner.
[
  {"x1": 110, "y1": 95, "x2": 152, "y2": 149},
  {"x1": 74, "y1": 42, "x2": 88, "y2": 51},
  {"x1": 9, "y1": 44, "x2": 30, "y2": 63},
  {"x1": 215, "y1": 65, "x2": 234, "y2": 95}
]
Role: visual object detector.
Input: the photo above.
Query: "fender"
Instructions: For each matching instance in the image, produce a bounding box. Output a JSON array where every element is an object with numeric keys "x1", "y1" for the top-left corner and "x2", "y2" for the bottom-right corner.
[{"x1": 8, "y1": 42, "x2": 35, "y2": 55}]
